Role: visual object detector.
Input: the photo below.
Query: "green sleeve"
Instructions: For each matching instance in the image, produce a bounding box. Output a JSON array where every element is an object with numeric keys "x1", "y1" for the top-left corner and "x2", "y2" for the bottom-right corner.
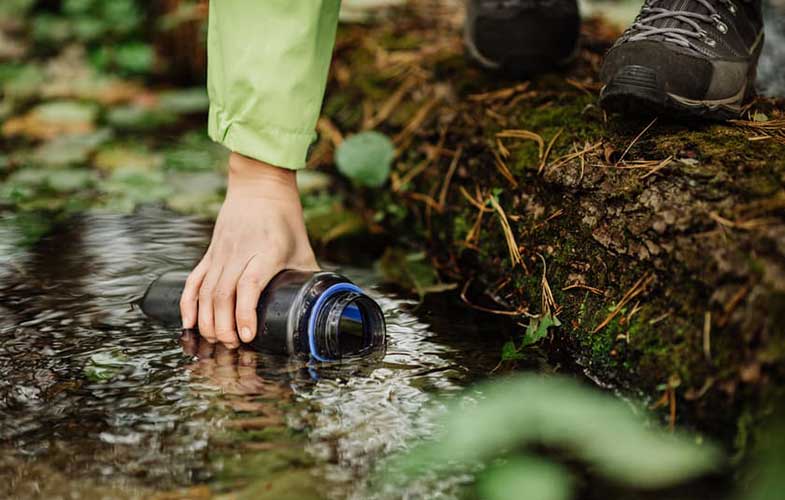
[{"x1": 207, "y1": 1, "x2": 340, "y2": 170}]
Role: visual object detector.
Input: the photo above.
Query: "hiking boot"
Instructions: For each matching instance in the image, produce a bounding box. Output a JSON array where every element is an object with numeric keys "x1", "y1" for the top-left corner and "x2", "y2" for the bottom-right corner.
[
  {"x1": 465, "y1": 0, "x2": 581, "y2": 74},
  {"x1": 599, "y1": 0, "x2": 765, "y2": 120}
]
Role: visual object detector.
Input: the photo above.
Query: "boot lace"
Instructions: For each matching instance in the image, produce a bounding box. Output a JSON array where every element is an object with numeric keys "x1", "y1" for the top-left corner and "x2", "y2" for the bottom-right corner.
[{"x1": 628, "y1": 0, "x2": 736, "y2": 48}]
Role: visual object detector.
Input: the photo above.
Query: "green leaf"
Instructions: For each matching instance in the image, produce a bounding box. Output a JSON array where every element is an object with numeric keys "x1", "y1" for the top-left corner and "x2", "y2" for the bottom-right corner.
[
  {"x1": 2, "y1": 63, "x2": 43, "y2": 101},
  {"x1": 84, "y1": 349, "x2": 129, "y2": 382},
  {"x1": 302, "y1": 194, "x2": 366, "y2": 244},
  {"x1": 101, "y1": 0, "x2": 143, "y2": 35},
  {"x1": 158, "y1": 88, "x2": 210, "y2": 115},
  {"x1": 501, "y1": 340, "x2": 525, "y2": 361},
  {"x1": 34, "y1": 100, "x2": 99, "y2": 127},
  {"x1": 166, "y1": 171, "x2": 226, "y2": 218},
  {"x1": 31, "y1": 15, "x2": 73, "y2": 45},
  {"x1": 739, "y1": 412, "x2": 785, "y2": 500},
  {"x1": 335, "y1": 131, "x2": 394, "y2": 187},
  {"x1": 478, "y1": 456, "x2": 572, "y2": 500},
  {"x1": 0, "y1": 212, "x2": 53, "y2": 249},
  {"x1": 1, "y1": 164, "x2": 96, "y2": 200},
  {"x1": 106, "y1": 105, "x2": 177, "y2": 131},
  {"x1": 0, "y1": 0, "x2": 36, "y2": 19},
  {"x1": 71, "y1": 16, "x2": 106, "y2": 42},
  {"x1": 523, "y1": 313, "x2": 562, "y2": 347},
  {"x1": 379, "y1": 248, "x2": 455, "y2": 298},
  {"x1": 163, "y1": 132, "x2": 229, "y2": 171},
  {"x1": 46, "y1": 168, "x2": 95, "y2": 192},
  {"x1": 114, "y1": 43, "x2": 155, "y2": 75},
  {"x1": 387, "y1": 375, "x2": 721, "y2": 490},
  {"x1": 62, "y1": 0, "x2": 95, "y2": 15},
  {"x1": 97, "y1": 167, "x2": 172, "y2": 212},
  {"x1": 31, "y1": 129, "x2": 113, "y2": 167},
  {"x1": 93, "y1": 144, "x2": 161, "y2": 172}
]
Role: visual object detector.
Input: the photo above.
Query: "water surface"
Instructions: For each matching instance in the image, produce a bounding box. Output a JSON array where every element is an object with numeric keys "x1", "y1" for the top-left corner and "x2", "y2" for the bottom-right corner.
[{"x1": 0, "y1": 209, "x2": 506, "y2": 499}]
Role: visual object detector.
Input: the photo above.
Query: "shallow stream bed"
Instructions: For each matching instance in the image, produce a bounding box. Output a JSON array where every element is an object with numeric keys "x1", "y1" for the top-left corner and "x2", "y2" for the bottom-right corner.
[{"x1": 0, "y1": 209, "x2": 508, "y2": 499}]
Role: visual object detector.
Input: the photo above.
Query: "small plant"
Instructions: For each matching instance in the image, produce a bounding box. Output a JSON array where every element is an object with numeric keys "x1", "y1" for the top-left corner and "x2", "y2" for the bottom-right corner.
[
  {"x1": 335, "y1": 130, "x2": 395, "y2": 187},
  {"x1": 382, "y1": 374, "x2": 721, "y2": 500}
]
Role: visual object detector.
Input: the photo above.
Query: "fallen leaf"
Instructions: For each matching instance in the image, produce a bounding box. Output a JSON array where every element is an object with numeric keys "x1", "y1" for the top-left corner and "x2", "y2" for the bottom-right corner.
[
  {"x1": 2, "y1": 100, "x2": 98, "y2": 140},
  {"x1": 335, "y1": 131, "x2": 395, "y2": 187}
]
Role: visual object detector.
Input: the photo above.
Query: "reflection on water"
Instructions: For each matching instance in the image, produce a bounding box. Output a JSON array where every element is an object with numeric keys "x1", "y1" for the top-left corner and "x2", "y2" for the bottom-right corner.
[{"x1": 0, "y1": 209, "x2": 504, "y2": 499}]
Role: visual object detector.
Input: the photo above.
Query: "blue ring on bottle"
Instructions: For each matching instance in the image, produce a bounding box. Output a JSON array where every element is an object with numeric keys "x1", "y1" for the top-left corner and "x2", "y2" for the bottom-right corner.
[{"x1": 307, "y1": 282, "x2": 364, "y2": 362}]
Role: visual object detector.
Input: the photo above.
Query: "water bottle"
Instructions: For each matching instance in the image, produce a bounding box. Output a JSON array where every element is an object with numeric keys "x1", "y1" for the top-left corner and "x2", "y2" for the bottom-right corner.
[{"x1": 141, "y1": 270, "x2": 386, "y2": 361}]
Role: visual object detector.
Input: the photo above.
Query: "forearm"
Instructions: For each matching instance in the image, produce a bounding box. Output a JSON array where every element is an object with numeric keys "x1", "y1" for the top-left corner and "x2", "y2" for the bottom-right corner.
[{"x1": 207, "y1": 0, "x2": 341, "y2": 170}]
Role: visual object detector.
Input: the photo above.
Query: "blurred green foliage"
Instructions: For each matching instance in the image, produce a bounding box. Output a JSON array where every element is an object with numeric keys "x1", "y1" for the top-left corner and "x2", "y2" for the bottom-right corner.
[
  {"x1": 335, "y1": 130, "x2": 395, "y2": 187},
  {"x1": 30, "y1": 0, "x2": 152, "y2": 75},
  {"x1": 384, "y1": 374, "x2": 721, "y2": 499}
]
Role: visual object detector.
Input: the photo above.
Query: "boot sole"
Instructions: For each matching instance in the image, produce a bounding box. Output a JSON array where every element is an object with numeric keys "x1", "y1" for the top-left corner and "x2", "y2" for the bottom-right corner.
[
  {"x1": 600, "y1": 31, "x2": 765, "y2": 122},
  {"x1": 599, "y1": 65, "x2": 747, "y2": 121}
]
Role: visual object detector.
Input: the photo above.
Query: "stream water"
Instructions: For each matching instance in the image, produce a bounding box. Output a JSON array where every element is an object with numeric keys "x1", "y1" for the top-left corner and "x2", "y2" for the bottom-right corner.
[{"x1": 0, "y1": 209, "x2": 506, "y2": 499}]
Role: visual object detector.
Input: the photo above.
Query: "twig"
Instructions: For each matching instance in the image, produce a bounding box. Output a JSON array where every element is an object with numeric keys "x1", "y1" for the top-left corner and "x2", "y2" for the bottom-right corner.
[
  {"x1": 709, "y1": 211, "x2": 776, "y2": 230},
  {"x1": 547, "y1": 141, "x2": 603, "y2": 171},
  {"x1": 703, "y1": 311, "x2": 712, "y2": 361},
  {"x1": 592, "y1": 273, "x2": 656, "y2": 334},
  {"x1": 538, "y1": 128, "x2": 563, "y2": 174},
  {"x1": 639, "y1": 155, "x2": 673, "y2": 180},
  {"x1": 316, "y1": 117, "x2": 344, "y2": 147},
  {"x1": 364, "y1": 75, "x2": 418, "y2": 130},
  {"x1": 459, "y1": 186, "x2": 492, "y2": 212},
  {"x1": 394, "y1": 126, "x2": 448, "y2": 191},
  {"x1": 393, "y1": 94, "x2": 441, "y2": 150},
  {"x1": 405, "y1": 191, "x2": 441, "y2": 210},
  {"x1": 496, "y1": 138, "x2": 510, "y2": 158},
  {"x1": 716, "y1": 283, "x2": 750, "y2": 327},
  {"x1": 562, "y1": 283, "x2": 604, "y2": 295},
  {"x1": 538, "y1": 253, "x2": 558, "y2": 316},
  {"x1": 489, "y1": 195, "x2": 524, "y2": 269},
  {"x1": 648, "y1": 312, "x2": 671, "y2": 325},
  {"x1": 438, "y1": 146, "x2": 462, "y2": 209},
  {"x1": 468, "y1": 82, "x2": 530, "y2": 102},
  {"x1": 460, "y1": 280, "x2": 529, "y2": 317},
  {"x1": 492, "y1": 149, "x2": 519, "y2": 188},
  {"x1": 496, "y1": 129, "x2": 545, "y2": 160},
  {"x1": 465, "y1": 205, "x2": 486, "y2": 247},
  {"x1": 617, "y1": 117, "x2": 658, "y2": 165},
  {"x1": 566, "y1": 78, "x2": 603, "y2": 94}
]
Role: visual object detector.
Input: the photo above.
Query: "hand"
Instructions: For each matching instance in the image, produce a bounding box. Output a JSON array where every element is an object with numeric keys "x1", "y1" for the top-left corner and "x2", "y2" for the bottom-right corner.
[
  {"x1": 180, "y1": 152, "x2": 318, "y2": 349},
  {"x1": 179, "y1": 331, "x2": 285, "y2": 398}
]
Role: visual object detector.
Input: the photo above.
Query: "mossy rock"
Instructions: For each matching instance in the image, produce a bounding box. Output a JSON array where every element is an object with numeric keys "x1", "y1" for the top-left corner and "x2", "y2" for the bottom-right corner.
[{"x1": 322, "y1": 8, "x2": 785, "y2": 452}]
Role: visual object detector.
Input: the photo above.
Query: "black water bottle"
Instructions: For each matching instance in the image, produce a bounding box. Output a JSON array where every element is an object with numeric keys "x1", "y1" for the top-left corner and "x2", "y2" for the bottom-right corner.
[{"x1": 141, "y1": 270, "x2": 386, "y2": 361}]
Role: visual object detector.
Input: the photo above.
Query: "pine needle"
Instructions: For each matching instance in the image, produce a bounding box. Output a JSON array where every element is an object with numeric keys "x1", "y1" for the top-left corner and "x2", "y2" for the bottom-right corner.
[
  {"x1": 592, "y1": 273, "x2": 655, "y2": 334},
  {"x1": 617, "y1": 117, "x2": 657, "y2": 165},
  {"x1": 489, "y1": 195, "x2": 523, "y2": 269}
]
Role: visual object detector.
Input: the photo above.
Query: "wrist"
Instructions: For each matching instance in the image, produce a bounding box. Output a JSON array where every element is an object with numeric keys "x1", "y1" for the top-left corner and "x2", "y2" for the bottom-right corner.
[{"x1": 227, "y1": 152, "x2": 299, "y2": 199}]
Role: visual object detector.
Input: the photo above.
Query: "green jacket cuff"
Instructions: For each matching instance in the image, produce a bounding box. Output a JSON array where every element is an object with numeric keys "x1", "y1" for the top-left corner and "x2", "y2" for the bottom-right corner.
[{"x1": 209, "y1": 106, "x2": 315, "y2": 170}]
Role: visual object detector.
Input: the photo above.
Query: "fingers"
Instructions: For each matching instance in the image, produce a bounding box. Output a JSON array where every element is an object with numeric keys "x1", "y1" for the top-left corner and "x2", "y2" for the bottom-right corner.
[
  {"x1": 179, "y1": 330, "x2": 198, "y2": 356},
  {"x1": 235, "y1": 255, "x2": 277, "y2": 344},
  {"x1": 212, "y1": 261, "x2": 248, "y2": 349},
  {"x1": 197, "y1": 337, "x2": 215, "y2": 359},
  {"x1": 180, "y1": 256, "x2": 210, "y2": 329},
  {"x1": 197, "y1": 263, "x2": 223, "y2": 344},
  {"x1": 190, "y1": 252, "x2": 277, "y2": 350}
]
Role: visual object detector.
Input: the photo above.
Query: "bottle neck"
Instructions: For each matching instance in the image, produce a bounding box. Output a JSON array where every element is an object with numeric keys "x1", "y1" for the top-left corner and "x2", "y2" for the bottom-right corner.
[{"x1": 309, "y1": 287, "x2": 385, "y2": 361}]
